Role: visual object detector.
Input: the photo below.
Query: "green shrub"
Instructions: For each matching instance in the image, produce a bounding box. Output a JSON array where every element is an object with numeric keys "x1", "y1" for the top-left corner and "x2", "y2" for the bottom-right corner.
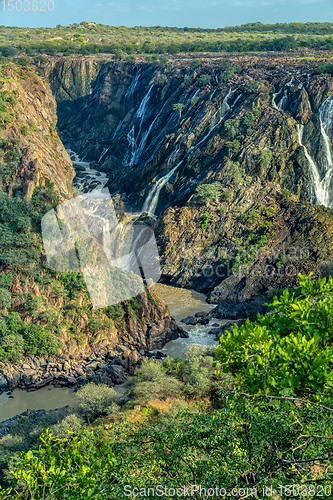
[
  {"x1": 190, "y1": 59, "x2": 201, "y2": 70},
  {"x1": 227, "y1": 138, "x2": 241, "y2": 153},
  {"x1": 108, "y1": 302, "x2": 125, "y2": 320},
  {"x1": 127, "y1": 359, "x2": 183, "y2": 403},
  {"x1": 221, "y1": 69, "x2": 235, "y2": 81},
  {"x1": 0, "y1": 288, "x2": 12, "y2": 309},
  {"x1": 20, "y1": 125, "x2": 28, "y2": 137},
  {"x1": 318, "y1": 62, "x2": 333, "y2": 74},
  {"x1": 51, "y1": 414, "x2": 84, "y2": 438},
  {"x1": 23, "y1": 324, "x2": 60, "y2": 356},
  {"x1": 0, "y1": 334, "x2": 24, "y2": 361},
  {"x1": 224, "y1": 119, "x2": 240, "y2": 139},
  {"x1": 181, "y1": 345, "x2": 216, "y2": 396},
  {"x1": 257, "y1": 148, "x2": 273, "y2": 170},
  {"x1": 0, "y1": 273, "x2": 12, "y2": 289},
  {"x1": 224, "y1": 160, "x2": 245, "y2": 184},
  {"x1": 220, "y1": 189, "x2": 232, "y2": 201},
  {"x1": 198, "y1": 74, "x2": 210, "y2": 86},
  {"x1": 76, "y1": 383, "x2": 119, "y2": 419},
  {"x1": 6, "y1": 395, "x2": 333, "y2": 498},
  {"x1": 215, "y1": 274, "x2": 333, "y2": 395},
  {"x1": 195, "y1": 182, "x2": 223, "y2": 203},
  {"x1": 8, "y1": 429, "x2": 116, "y2": 499}
]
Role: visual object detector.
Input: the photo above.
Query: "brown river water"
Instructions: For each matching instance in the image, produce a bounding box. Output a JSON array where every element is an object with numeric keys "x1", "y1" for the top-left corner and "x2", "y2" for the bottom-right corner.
[{"x1": 0, "y1": 284, "x2": 225, "y2": 422}]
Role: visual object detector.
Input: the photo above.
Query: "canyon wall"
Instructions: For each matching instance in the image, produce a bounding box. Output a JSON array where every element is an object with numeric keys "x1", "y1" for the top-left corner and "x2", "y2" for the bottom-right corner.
[
  {"x1": 46, "y1": 55, "x2": 333, "y2": 210},
  {"x1": 0, "y1": 65, "x2": 75, "y2": 200},
  {"x1": 43, "y1": 55, "x2": 333, "y2": 305}
]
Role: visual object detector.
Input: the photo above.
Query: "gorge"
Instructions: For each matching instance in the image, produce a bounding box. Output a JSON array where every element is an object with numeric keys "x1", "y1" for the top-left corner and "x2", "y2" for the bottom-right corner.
[{"x1": 2, "y1": 52, "x2": 333, "y2": 418}]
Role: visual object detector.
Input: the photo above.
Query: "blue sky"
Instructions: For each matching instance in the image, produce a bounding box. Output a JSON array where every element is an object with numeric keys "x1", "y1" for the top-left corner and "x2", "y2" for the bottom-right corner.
[{"x1": 1, "y1": 0, "x2": 332, "y2": 29}]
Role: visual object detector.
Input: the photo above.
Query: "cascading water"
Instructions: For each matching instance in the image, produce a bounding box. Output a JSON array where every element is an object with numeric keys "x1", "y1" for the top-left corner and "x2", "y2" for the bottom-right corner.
[
  {"x1": 142, "y1": 161, "x2": 183, "y2": 216},
  {"x1": 319, "y1": 93, "x2": 333, "y2": 170},
  {"x1": 68, "y1": 150, "x2": 108, "y2": 194},
  {"x1": 271, "y1": 78, "x2": 333, "y2": 207},
  {"x1": 296, "y1": 124, "x2": 333, "y2": 207},
  {"x1": 195, "y1": 87, "x2": 237, "y2": 149},
  {"x1": 124, "y1": 85, "x2": 155, "y2": 167},
  {"x1": 98, "y1": 147, "x2": 109, "y2": 163},
  {"x1": 272, "y1": 77, "x2": 294, "y2": 111},
  {"x1": 125, "y1": 68, "x2": 142, "y2": 99},
  {"x1": 296, "y1": 125, "x2": 323, "y2": 204},
  {"x1": 141, "y1": 87, "x2": 241, "y2": 217}
]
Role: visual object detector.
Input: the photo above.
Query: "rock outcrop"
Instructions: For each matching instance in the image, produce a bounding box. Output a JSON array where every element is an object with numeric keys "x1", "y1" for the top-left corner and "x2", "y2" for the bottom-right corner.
[{"x1": 0, "y1": 65, "x2": 75, "y2": 200}]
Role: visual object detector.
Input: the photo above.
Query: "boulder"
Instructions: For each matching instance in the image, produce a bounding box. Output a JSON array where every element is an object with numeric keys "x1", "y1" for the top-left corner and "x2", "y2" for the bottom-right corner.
[
  {"x1": 181, "y1": 316, "x2": 197, "y2": 325},
  {"x1": 211, "y1": 297, "x2": 268, "y2": 320},
  {"x1": 197, "y1": 317, "x2": 210, "y2": 325},
  {"x1": 106, "y1": 365, "x2": 127, "y2": 384},
  {"x1": 194, "y1": 312, "x2": 207, "y2": 318},
  {"x1": 0, "y1": 374, "x2": 8, "y2": 392}
]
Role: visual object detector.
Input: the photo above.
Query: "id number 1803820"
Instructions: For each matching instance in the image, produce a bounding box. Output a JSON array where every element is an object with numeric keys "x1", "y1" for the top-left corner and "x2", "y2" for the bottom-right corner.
[
  {"x1": 1, "y1": 0, "x2": 54, "y2": 11},
  {"x1": 278, "y1": 484, "x2": 332, "y2": 497}
]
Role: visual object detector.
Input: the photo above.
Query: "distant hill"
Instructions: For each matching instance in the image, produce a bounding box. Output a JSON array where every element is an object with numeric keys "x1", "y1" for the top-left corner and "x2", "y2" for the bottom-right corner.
[{"x1": 0, "y1": 22, "x2": 333, "y2": 59}]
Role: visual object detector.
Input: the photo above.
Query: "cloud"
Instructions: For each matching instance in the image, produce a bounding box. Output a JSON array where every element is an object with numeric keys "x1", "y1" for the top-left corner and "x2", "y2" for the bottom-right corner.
[{"x1": 97, "y1": 2, "x2": 131, "y2": 12}]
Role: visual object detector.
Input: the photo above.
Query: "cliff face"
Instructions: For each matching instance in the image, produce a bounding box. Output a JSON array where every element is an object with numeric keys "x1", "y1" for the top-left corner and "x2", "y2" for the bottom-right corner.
[
  {"x1": 42, "y1": 57, "x2": 103, "y2": 124},
  {"x1": 0, "y1": 62, "x2": 184, "y2": 391},
  {"x1": 0, "y1": 288, "x2": 183, "y2": 394},
  {"x1": 152, "y1": 179, "x2": 333, "y2": 303},
  {"x1": 42, "y1": 55, "x2": 333, "y2": 308},
  {"x1": 0, "y1": 65, "x2": 75, "y2": 200},
  {"x1": 47, "y1": 55, "x2": 333, "y2": 211}
]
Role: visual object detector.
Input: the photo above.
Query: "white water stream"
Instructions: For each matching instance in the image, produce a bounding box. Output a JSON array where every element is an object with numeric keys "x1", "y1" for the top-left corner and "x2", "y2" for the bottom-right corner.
[
  {"x1": 272, "y1": 78, "x2": 333, "y2": 207},
  {"x1": 296, "y1": 94, "x2": 333, "y2": 207},
  {"x1": 142, "y1": 87, "x2": 240, "y2": 216}
]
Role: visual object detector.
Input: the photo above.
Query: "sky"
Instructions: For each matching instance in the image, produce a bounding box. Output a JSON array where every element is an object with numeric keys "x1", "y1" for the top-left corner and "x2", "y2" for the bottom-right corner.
[{"x1": 1, "y1": 0, "x2": 332, "y2": 29}]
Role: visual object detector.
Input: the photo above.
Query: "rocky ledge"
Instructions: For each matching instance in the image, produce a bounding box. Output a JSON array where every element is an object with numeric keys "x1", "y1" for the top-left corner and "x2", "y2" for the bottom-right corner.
[{"x1": 0, "y1": 318, "x2": 187, "y2": 395}]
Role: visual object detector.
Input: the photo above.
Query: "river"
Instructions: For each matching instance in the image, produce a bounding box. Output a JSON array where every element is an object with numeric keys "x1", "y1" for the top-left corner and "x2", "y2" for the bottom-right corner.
[{"x1": 0, "y1": 284, "x2": 223, "y2": 423}]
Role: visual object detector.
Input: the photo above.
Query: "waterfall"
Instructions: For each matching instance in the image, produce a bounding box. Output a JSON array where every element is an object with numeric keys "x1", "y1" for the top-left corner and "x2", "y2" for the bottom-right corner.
[
  {"x1": 272, "y1": 88, "x2": 283, "y2": 110},
  {"x1": 136, "y1": 85, "x2": 153, "y2": 118},
  {"x1": 277, "y1": 90, "x2": 288, "y2": 111},
  {"x1": 111, "y1": 119, "x2": 124, "y2": 141},
  {"x1": 124, "y1": 85, "x2": 154, "y2": 166},
  {"x1": 69, "y1": 150, "x2": 108, "y2": 195},
  {"x1": 319, "y1": 93, "x2": 333, "y2": 170},
  {"x1": 98, "y1": 147, "x2": 109, "y2": 163},
  {"x1": 296, "y1": 124, "x2": 333, "y2": 206},
  {"x1": 209, "y1": 88, "x2": 217, "y2": 101},
  {"x1": 272, "y1": 77, "x2": 293, "y2": 111},
  {"x1": 125, "y1": 69, "x2": 142, "y2": 99},
  {"x1": 195, "y1": 88, "x2": 237, "y2": 149},
  {"x1": 142, "y1": 161, "x2": 183, "y2": 216}
]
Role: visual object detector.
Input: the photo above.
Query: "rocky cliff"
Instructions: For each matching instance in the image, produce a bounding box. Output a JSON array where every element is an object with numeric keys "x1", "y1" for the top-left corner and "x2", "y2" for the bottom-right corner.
[
  {"x1": 46, "y1": 55, "x2": 333, "y2": 210},
  {"x1": 0, "y1": 64, "x2": 75, "y2": 200},
  {"x1": 42, "y1": 55, "x2": 333, "y2": 312},
  {"x1": 0, "y1": 61, "x2": 185, "y2": 393},
  {"x1": 0, "y1": 288, "x2": 184, "y2": 394}
]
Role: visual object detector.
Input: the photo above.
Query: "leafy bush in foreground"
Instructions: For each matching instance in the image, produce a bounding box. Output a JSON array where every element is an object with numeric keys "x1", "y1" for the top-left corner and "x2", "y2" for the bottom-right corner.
[
  {"x1": 3, "y1": 395, "x2": 333, "y2": 498},
  {"x1": 215, "y1": 273, "x2": 333, "y2": 395}
]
